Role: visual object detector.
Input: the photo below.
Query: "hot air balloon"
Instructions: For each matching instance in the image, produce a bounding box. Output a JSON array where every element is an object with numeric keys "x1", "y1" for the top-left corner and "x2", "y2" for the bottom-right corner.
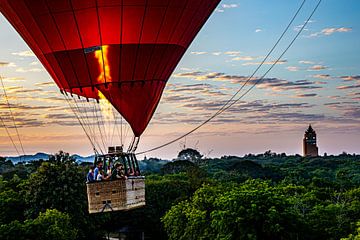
[{"x1": 0, "y1": 0, "x2": 220, "y2": 213}]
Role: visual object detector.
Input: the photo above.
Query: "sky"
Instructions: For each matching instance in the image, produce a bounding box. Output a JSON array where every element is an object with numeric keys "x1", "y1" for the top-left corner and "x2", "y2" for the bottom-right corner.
[{"x1": 0, "y1": 0, "x2": 359, "y2": 159}]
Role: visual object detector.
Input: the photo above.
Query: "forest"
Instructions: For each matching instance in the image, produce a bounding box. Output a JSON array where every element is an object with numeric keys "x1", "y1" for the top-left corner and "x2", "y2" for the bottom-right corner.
[{"x1": 0, "y1": 149, "x2": 360, "y2": 240}]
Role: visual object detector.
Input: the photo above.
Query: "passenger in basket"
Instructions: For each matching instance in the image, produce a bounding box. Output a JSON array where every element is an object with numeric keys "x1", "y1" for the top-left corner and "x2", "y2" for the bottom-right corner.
[
  {"x1": 86, "y1": 166, "x2": 95, "y2": 183},
  {"x1": 96, "y1": 170, "x2": 105, "y2": 181},
  {"x1": 106, "y1": 165, "x2": 112, "y2": 176},
  {"x1": 111, "y1": 163, "x2": 127, "y2": 180},
  {"x1": 94, "y1": 161, "x2": 103, "y2": 180}
]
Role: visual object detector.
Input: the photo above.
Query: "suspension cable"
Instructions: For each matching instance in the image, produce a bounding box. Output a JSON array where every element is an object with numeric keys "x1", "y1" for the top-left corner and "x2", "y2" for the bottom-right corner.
[
  {"x1": 137, "y1": 0, "x2": 322, "y2": 155},
  {"x1": 0, "y1": 74, "x2": 26, "y2": 157},
  {"x1": 0, "y1": 115, "x2": 21, "y2": 157},
  {"x1": 62, "y1": 93, "x2": 99, "y2": 154}
]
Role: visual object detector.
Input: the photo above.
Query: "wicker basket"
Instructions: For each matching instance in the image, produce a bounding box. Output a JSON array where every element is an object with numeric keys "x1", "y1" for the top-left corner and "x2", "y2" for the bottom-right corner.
[{"x1": 86, "y1": 176, "x2": 145, "y2": 213}]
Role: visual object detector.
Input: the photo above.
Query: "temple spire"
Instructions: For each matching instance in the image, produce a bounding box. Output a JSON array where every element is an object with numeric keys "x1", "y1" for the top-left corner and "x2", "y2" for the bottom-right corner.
[{"x1": 303, "y1": 124, "x2": 319, "y2": 157}]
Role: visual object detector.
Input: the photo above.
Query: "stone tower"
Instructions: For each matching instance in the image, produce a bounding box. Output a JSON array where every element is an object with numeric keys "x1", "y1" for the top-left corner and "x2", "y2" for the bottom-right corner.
[{"x1": 303, "y1": 125, "x2": 319, "y2": 157}]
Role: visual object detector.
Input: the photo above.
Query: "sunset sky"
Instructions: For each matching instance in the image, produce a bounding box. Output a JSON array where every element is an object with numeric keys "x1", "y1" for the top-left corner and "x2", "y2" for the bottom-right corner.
[{"x1": 1, "y1": 0, "x2": 359, "y2": 159}]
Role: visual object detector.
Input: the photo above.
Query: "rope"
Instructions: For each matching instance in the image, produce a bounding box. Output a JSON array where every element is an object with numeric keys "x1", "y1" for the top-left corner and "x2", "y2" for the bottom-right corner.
[
  {"x1": 0, "y1": 74, "x2": 26, "y2": 158},
  {"x1": 0, "y1": 115, "x2": 21, "y2": 157},
  {"x1": 137, "y1": 0, "x2": 322, "y2": 155},
  {"x1": 62, "y1": 93, "x2": 98, "y2": 153}
]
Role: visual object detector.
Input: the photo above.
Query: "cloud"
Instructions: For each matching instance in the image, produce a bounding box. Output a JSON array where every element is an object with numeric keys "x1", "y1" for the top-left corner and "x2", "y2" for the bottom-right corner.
[
  {"x1": 173, "y1": 71, "x2": 323, "y2": 91},
  {"x1": 328, "y1": 95, "x2": 341, "y2": 100},
  {"x1": 164, "y1": 83, "x2": 228, "y2": 99},
  {"x1": 222, "y1": 4, "x2": 239, "y2": 8},
  {"x1": 35, "y1": 82, "x2": 56, "y2": 87},
  {"x1": 337, "y1": 84, "x2": 360, "y2": 90},
  {"x1": 190, "y1": 51, "x2": 207, "y2": 55},
  {"x1": 224, "y1": 51, "x2": 241, "y2": 56},
  {"x1": 16, "y1": 67, "x2": 42, "y2": 73},
  {"x1": 242, "y1": 60, "x2": 287, "y2": 66},
  {"x1": 215, "y1": 4, "x2": 239, "y2": 13},
  {"x1": 294, "y1": 24, "x2": 309, "y2": 32},
  {"x1": 0, "y1": 77, "x2": 25, "y2": 82},
  {"x1": 173, "y1": 71, "x2": 203, "y2": 78},
  {"x1": 0, "y1": 61, "x2": 9, "y2": 67},
  {"x1": 286, "y1": 66, "x2": 300, "y2": 72},
  {"x1": 179, "y1": 99, "x2": 313, "y2": 114},
  {"x1": 255, "y1": 29, "x2": 262, "y2": 33},
  {"x1": 11, "y1": 50, "x2": 35, "y2": 57},
  {"x1": 0, "y1": 102, "x2": 58, "y2": 111},
  {"x1": 29, "y1": 61, "x2": 39, "y2": 66},
  {"x1": 308, "y1": 65, "x2": 327, "y2": 71},
  {"x1": 295, "y1": 93, "x2": 318, "y2": 98},
  {"x1": 212, "y1": 52, "x2": 222, "y2": 56},
  {"x1": 0, "y1": 62, "x2": 16, "y2": 67},
  {"x1": 340, "y1": 75, "x2": 360, "y2": 82},
  {"x1": 348, "y1": 92, "x2": 360, "y2": 97},
  {"x1": 299, "y1": 60, "x2": 315, "y2": 64},
  {"x1": 312, "y1": 74, "x2": 332, "y2": 79},
  {"x1": 263, "y1": 112, "x2": 325, "y2": 122},
  {"x1": 309, "y1": 27, "x2": 352, "y2": 37},
  {"x1": 257, "y1": 79, "x2": 323, "y2": 91},
  {"x1": 232, "y1": 56, "x2": 258, "y2": 61}
]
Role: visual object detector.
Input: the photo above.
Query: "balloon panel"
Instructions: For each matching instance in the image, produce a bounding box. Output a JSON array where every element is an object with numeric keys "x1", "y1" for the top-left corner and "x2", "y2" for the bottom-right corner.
[{"x1": 0, "y1": 0, "x2": 220, "y2": 136}]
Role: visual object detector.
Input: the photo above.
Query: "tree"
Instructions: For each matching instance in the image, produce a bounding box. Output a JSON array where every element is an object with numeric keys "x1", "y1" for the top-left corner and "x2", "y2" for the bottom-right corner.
[
  {"x1": 49, "y1": 150, "x2": 75, "y2": 164},
  {"x1": 161, "y1": 160, "x2": 197, "y2": 175},
  {"x1": 24, "y1": 152, "x2": 98, "y2": 239},
  {"x1": 162, "y1": 180, "x2": 303, "y2": 240},
  {"x1": 341, "y1": 222, "x2": 360, "y2": 240},
  {"x1": 0, "y1": 209, "x2": 77, "y2": 240},
  {"x1": 177, "y1": 148, "x2": 203, "y2": 164}
]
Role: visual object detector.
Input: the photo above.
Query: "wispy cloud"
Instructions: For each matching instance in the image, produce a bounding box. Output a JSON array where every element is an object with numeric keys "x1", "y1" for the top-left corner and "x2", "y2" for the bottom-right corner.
[
  {"x1": 222, "y1": 4, "x2": 239, "y2": 8},
  {"x1": 0, "y1": 61, "x2": 16, "y2": 67},
  {"x1": 308, "y1": 65, "x2": 327, "y2": 71},
  {"x1": 1, "y1": 77, "x2": 25, "y2": 82},
  {"x1": 224, "y1": 51, "x2": 241, "y2": 56},
  {"x1": 295, "y1": 93, "x2": 318, "y2": 98},
  {"x1": 173, "y1": 71, "x2": 323, "y2": 92},
  {"x1": 35, "y1": 82, "x2": 56, "y2": 87},
  {"x1": 0, "y1": 61, "x2": 9, "y2": 67},
  {"x1": 242, "y1": 60, "x2": 287, "y2": 66},
  {"x1": 255, "y1": 29, "x2": 262, "y2": 33},
  {"x1": 286, "y1": 66, "x2": 300, "y2": 72},
  {"x1": 190, "y1": 51, "x2": 207, "y2": 55},
  {"x1": 309, "y1": 27, "x2": 352, "y2": 37},
  {"x1": 16, "y1": 67, "x2": 42, "y2": 73},
  {"x1": 232, "y1": 56, "x2": 259, "y2": 61},
  {"x1": 12, "y1": 50, "x2": 35, "y2": 57},
  {"x1": 312, "y1": 74, "x2": 332, "y2": 79},
  {"x1": 337, "y1": 84, "x2": 360, "y2": 90},
  {"x1": 299, "y1": 60, "x2": 315, "y2": 64},
  {"x1": 340, "y1": 75, "x2": 360, "y2": 82}
]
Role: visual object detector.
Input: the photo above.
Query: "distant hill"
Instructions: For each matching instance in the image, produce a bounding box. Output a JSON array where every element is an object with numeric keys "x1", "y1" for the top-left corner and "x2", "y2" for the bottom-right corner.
[{"x1": 6, "y1": 153, "x2": 95, "y2": 164}]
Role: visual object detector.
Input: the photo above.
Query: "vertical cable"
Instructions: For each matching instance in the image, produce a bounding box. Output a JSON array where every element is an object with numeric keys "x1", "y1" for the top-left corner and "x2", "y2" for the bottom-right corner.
[{"x1": 0, "y1": 75, "x2": 26, "y2": 157}]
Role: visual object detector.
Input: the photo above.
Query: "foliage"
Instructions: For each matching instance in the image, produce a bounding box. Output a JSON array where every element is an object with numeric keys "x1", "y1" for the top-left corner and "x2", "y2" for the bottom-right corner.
[
  {"x1": 0, "y1": 209, "x2": 77, "y2": 240},
  {"x1": 342, "y1": 222, "x2": 360, "y2": 240},
  {"x1": 163, "y1": 179, "x2": 360, "y2": 240},
  {"x1": 161, "y1": 160, "x2": 198, "y2": 175},
  {"x1": 1, "y1": 151, "x2": 360, "y2": 239},
  {"x1": 177, "y1": 148, "x2": 203, "y2": 164}
]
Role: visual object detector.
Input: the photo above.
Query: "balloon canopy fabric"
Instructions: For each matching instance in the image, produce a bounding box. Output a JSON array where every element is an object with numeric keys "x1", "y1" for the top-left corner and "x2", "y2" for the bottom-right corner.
[{"x1": 0, "y1": 0, "x2": 220, "y2": 136}]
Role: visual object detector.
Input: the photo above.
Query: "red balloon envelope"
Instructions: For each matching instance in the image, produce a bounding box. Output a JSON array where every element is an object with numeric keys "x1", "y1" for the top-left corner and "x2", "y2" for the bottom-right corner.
[{"x1": 0, "y1": 0, "x2": 220, "y2": 136}]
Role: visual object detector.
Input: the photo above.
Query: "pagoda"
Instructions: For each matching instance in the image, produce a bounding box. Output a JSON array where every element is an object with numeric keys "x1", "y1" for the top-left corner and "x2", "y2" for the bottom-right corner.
[{"x1": 303, "y1": 125, "x2": 319, "y2": 157}]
